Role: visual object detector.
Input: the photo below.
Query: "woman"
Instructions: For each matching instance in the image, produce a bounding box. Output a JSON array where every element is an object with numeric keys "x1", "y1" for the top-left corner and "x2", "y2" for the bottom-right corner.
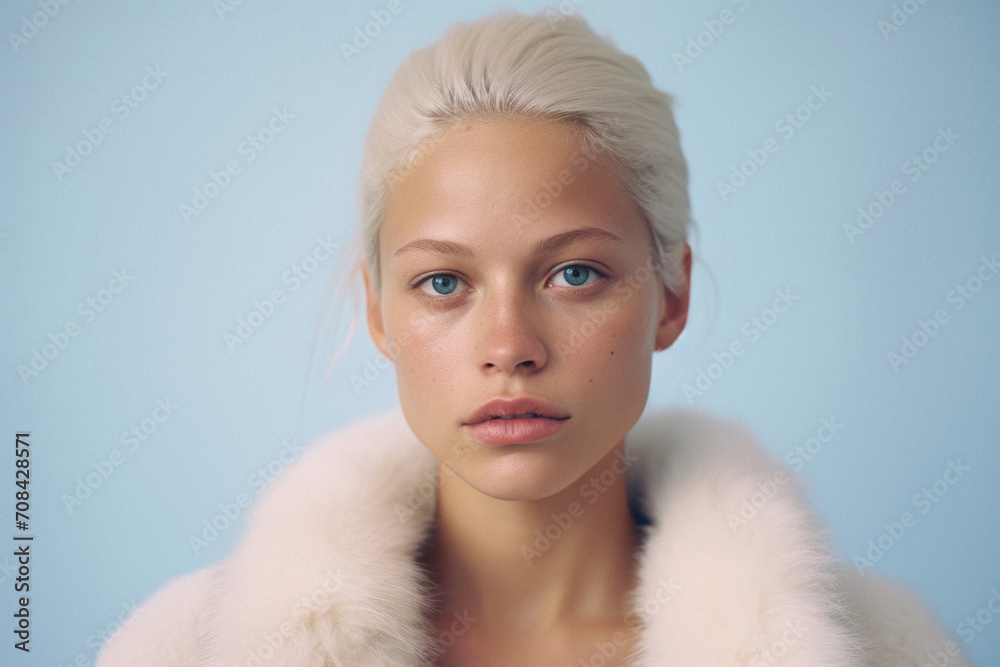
[{"x1": 98, "y1": 10, "x2": 968, "y2": 666}]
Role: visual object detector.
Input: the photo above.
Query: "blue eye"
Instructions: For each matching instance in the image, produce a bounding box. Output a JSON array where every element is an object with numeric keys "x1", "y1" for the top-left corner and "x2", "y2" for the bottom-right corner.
[
  {"x1": 551, "y1": 265, "x2": 601, "y2": 288},
  {"x1": 430, "y1": 275, "x2": 457, "y2": 294},
  {"x1": 418, "y1": 273, "x2": 466, "y2": 296}
]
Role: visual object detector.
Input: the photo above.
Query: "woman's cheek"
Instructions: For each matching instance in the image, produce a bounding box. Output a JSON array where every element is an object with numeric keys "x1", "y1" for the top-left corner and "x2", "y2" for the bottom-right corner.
[
  {"x1": 394, "y1": 313, "x2": 462, "y2": 398},
  {"x1": 407, "y1": 313, "x2": 458, "y2": 363},
  {"x1": 387, "y1": 299, "x2": 440, "y2": 358},
  {"x1": 598, "y1": 302, "x2": 653, "y2": 379}
]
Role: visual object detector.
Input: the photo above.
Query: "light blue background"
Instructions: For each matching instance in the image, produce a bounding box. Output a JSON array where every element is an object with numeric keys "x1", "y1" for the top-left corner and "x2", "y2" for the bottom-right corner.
[{"x1": 1, "y1": 1, "x2": 997, "y2": 664}]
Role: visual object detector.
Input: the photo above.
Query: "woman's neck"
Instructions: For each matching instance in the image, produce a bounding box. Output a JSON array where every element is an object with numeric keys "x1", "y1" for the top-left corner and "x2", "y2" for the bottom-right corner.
[{"x1": 419, "y1": 439, "x2": 641, "y2": 635}]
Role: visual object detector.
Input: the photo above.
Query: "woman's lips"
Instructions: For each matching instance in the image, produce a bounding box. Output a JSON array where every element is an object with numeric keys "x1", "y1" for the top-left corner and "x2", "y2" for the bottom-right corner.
[{"x1": 465, "y1": 416, "x2": 568, "y2": 445}]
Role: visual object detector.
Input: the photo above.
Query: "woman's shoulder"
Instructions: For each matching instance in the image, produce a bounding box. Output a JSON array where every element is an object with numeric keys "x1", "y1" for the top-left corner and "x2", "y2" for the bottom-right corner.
[
  {"x1": 626, "y1": 405, "x2": 799, "y2": 502},
  {"x1": 834, "y1": 564, "x2": 971, "y2": 666},
  {"x1": 96, "y1": 407, "x2": 437, "y2": 665},
  {"x1": 95, "y1": 564, "x2": 218, "y2": 666},
  {"x1": 629, "y1": 406, "x2": 970, "y2": 664},
  {"x1": 630, "y1": 404, "x2": 776, "y2": 463}
]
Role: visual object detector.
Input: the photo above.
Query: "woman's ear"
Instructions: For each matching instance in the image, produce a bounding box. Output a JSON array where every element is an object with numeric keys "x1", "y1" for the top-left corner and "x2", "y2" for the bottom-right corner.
[
  {"x1": 653, "y1": 243, "x2": 692, "y2": 352},
  {"x1": 361, "y1": 261, "x2": 390, "y2": 359}
]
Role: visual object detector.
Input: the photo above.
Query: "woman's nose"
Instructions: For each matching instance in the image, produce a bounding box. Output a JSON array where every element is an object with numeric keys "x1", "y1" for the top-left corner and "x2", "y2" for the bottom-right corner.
[{"x1": 476, "y1": 289, "x2": 548, "y2": 375}]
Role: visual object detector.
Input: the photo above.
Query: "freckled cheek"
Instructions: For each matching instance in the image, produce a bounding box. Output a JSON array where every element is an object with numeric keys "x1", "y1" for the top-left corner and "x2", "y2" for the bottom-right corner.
[
  {"x1": 390, "y1": 316, "x2": 470, "y2": 453},
  {"x1": 556, "y1": 301, "x2": 650, "y2": 361},
  {"x1": 589, "y1": 319, "x2": 652, "y2": 409}
]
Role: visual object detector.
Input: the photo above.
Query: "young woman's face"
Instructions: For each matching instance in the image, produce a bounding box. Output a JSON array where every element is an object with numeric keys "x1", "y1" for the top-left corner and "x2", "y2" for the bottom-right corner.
[{"x1": 363, "y1": 117, "x2": 689, "y2": 501}]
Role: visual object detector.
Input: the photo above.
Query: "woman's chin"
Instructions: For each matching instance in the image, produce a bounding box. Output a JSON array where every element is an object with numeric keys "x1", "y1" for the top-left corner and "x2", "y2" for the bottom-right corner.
[{"x1": 444, "y1": 450, "x2": 589, "y2": 503}]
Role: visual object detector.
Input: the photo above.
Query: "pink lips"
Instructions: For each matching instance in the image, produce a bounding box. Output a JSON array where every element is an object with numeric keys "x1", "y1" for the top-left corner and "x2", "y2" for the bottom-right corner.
[
  {"x1": 465, "y1": 415, "x2": 568, "y2": 445},
  {"x1": 463, "y1": 395, "x2": 570, "y2": 445}
]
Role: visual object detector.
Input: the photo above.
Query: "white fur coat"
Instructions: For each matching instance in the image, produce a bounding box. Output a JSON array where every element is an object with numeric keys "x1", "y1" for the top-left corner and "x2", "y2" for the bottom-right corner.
[{"x1": 97, "y1": 406, "x2": 968, "y2": 666}]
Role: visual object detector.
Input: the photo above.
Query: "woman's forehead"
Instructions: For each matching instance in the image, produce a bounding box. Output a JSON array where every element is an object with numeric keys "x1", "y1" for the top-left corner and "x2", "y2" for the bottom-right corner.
[{"x1": 380, "y1": 118, "x2": 643, "y2": 256}]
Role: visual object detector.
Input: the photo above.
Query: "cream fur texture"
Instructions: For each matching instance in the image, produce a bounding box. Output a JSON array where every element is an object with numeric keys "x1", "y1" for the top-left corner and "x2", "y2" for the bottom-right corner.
[{"x1": 97, "y1": 406, "x2": 968, "y2": 666}]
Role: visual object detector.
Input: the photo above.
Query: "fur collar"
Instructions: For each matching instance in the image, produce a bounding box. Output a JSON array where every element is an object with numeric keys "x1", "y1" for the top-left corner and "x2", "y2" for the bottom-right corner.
[{"x1": 194, "y1": 406, "x2": 865, "y2": 665}]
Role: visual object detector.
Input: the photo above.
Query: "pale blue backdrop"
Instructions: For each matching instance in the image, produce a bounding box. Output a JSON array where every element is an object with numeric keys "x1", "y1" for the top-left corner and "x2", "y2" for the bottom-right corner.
[{"x1": 2, "y1": 1, "x2": 998, "y2": 664}]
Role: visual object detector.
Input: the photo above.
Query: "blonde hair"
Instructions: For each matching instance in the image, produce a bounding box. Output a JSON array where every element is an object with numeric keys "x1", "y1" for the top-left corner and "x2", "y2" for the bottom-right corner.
[{"x1": 324, "y1": 9, "x2": 694, "y2": 371}]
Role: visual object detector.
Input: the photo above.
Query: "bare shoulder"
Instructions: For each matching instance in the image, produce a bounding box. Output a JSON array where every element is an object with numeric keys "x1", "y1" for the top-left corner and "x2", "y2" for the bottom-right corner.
[
  {"x1": 96, "y1": 565, "x2": 216, "y2": 666},
  {"x1": 834, "y1": 564, "x2": 970, "y2": 666}
]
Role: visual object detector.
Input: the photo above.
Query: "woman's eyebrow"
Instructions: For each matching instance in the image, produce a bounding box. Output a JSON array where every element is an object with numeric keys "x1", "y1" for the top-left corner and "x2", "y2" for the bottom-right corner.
[{"x1": 393, "y1": 226, "x2": 624, "y2": 259}]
